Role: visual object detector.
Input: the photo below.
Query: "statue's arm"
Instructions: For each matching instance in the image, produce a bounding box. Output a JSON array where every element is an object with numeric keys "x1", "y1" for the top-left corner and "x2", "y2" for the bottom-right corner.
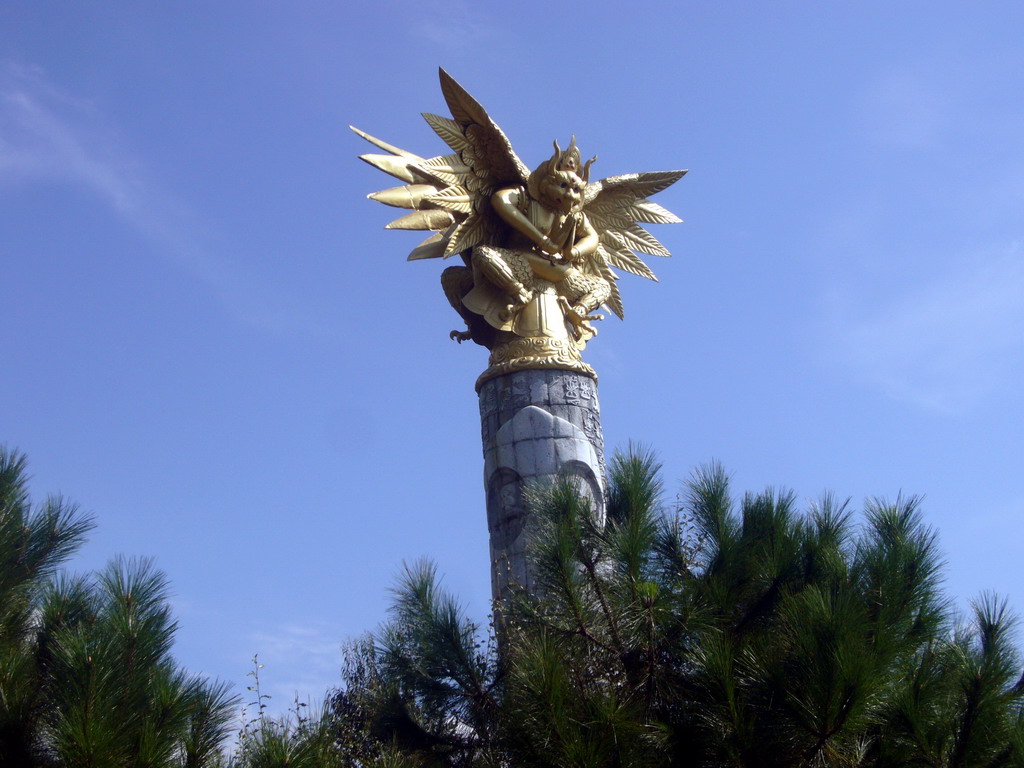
[
  {"x1": 491, "y1": 188, "x2": 560, "y2": 255},
  {"x1": 567, "y1": 215, "x2": 599, "y2": 261}
]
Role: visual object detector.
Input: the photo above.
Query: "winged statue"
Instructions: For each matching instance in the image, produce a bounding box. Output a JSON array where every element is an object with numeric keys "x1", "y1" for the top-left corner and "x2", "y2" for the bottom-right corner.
[{"x1": 353, "y1": 69, "x2": 685, "y2": 385}]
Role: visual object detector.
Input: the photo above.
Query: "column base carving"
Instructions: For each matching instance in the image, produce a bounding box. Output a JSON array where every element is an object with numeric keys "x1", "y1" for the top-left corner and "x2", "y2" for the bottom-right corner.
[{"x1": 476, "y1": 337, "x2": 597, "y2": 391}]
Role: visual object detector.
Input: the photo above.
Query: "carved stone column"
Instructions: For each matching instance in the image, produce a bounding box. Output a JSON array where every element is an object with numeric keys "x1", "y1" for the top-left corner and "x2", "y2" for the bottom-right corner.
[{"x1": 478, "y1": 369, "x2": 606, "y2": 601}]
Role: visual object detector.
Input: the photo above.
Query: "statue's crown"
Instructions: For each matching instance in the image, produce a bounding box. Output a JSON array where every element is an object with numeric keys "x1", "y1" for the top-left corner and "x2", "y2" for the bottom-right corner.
[
  {"x1": 544, "y1": 136, "x2": 596, "y2": 182},
  {"x1": 552, "y1": 136, "x2": 582, "y2": 173}
]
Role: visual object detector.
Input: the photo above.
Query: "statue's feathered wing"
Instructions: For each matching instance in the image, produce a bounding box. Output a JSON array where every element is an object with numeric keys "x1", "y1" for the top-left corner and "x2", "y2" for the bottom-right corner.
[
  {"x1": 352, "y1": 68, "x2": 685, "y2": 322},
  {"x1": 580, "y1": 171, "x2": 686, "y2": 319},
  {"x1": 351, "y1": 68, "x2": 528, "y2": 262}
]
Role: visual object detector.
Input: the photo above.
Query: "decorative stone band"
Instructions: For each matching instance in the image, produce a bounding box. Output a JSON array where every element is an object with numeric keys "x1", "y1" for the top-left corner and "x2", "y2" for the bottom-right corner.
[
  {"x1": 475, "y1": 336, "x2": 597, "y2": 391},
  {"x1": 478, "y1": 369, "x2": 606, "y2": 602}
]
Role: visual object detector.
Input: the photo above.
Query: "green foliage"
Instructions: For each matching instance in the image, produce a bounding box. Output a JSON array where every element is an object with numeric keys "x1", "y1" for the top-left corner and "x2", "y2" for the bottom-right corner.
[
  {"x1": 332, "y1": 562, "x2": 500, "y2": 767},
  {"x1": 227, "y1": 656, "x2": 371, "y2": 768},
  {"x1": 7, "y1": 442, "x2": 1022, "y2": 767},
  {"x1": 1, "y1": 447, "x2": 95, "y2": 765},
  {"x1": 0, "y1": 447, "x2": 237, "y2": 767},
  {"x1": 344, "y1": 448, "x2": 1024, "y2": 768},
  {"x1": 232, "y1": 699, "x2": 349, "y2": 768}
]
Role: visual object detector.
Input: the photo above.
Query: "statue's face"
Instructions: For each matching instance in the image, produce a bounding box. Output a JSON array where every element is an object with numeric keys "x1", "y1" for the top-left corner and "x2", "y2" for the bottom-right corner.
[{"x1": 538, "y1": 169, "x2": 584, "y2": 214}]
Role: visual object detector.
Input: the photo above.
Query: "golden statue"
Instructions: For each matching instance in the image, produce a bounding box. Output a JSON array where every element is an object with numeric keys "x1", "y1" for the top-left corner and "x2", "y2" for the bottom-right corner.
[{"x1": 353, "y1": 69, "x2": 685, "y2": 386}]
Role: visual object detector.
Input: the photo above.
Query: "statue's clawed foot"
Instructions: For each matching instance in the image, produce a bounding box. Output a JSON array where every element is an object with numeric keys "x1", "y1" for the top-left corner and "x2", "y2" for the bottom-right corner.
[
  {"x1": 559, "y1": 298, "x2": 604, "y2": 326},
  {"x1": 558, "y1": 298, "x2": 603, "y2": 341},
  {"x1": 449, "y1": 329, "x2": 472, "y2": 343},
  {"x1": 574, "y1": 320, "x2": 599, "y2": 342},
  {"x1": 498, "y1": 287, "x2": 533, "y2": 323}
]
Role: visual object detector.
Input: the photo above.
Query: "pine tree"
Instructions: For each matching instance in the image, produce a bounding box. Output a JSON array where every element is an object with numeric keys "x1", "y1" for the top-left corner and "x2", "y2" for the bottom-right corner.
[
  {"x1": 341, "y1": 449, "x2": 1024, "y2": 768},
  {"x1": 0, "y1": 447, "x2": 94, "y2": 765},
  {"x1": 0, "y1": 447, "x2": 237, "y2": 767}
]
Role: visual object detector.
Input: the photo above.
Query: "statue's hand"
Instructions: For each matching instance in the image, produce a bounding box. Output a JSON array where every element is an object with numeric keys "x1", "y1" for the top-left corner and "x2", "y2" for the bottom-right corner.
[{"x1": 537, "y1": 235, "x2": 560, "y2": 256}]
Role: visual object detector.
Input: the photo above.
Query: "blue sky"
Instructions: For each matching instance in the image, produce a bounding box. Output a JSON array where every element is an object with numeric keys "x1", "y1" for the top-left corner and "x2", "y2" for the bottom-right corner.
[{"x1": 2, "y1": 2, "x2": 1023, "y2": 714}]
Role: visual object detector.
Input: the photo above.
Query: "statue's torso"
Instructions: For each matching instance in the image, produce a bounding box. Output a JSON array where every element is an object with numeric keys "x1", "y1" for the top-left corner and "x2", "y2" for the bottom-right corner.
[{"x1": 501, "y1": 188, "x2": 576, "y2": 251}]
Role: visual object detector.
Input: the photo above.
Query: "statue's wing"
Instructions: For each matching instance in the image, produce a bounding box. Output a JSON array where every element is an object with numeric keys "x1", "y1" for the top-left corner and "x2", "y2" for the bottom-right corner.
[
  {"x1": 582, "y1": 171, "x2": 686, "y2": 319},
  {"x1": 352, "y1": 69, "x2": 529, "y2": 261}
]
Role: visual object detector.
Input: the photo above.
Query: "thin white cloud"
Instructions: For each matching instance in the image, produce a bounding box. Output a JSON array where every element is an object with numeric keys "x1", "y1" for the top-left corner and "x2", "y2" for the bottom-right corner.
[
  {"x1": 834, "y1": 245, "x2": 1024, "y2": 412},
  {"x1": 0, "y1": 59, "x2": 317, "y2": 335},
  {"x1": 0, "y1": 62, "x2": 137, "y2": 206}
]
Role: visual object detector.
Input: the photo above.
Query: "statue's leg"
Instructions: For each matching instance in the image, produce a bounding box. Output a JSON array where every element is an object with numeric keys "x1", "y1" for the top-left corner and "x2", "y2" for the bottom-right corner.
[
  {"x1": 553, "y1": 270, "x2": 611, "y2": 342},
  {"x1": 472, "y1": 246, "x2": 533, "y2": 318},
  {"x1": 561, "y1": 270, "x2": 610, "y2": 317},
  {"x1": 441, "y1": 265, "x2": 475, "y2": 342}
]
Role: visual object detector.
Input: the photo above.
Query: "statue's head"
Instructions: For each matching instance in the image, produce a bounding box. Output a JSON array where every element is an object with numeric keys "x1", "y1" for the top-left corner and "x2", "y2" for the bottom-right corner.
[{"x1": 528, "y1": 136, "x2": 596, "y2": 215}]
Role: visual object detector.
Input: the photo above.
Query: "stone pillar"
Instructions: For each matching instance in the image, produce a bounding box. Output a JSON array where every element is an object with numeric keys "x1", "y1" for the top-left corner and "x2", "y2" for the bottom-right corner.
[{"x1": 478, "y1": 369, "x2": 606, "y2": 602}]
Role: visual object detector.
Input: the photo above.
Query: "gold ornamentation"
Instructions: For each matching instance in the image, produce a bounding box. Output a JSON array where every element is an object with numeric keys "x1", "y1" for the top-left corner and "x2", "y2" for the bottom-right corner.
[
  {"x1": 353, "y1": 69, "x2": 685, "y2": 376},
  {"x1": 476, "y1": 337, "x2": 597, "y2": 390}
]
